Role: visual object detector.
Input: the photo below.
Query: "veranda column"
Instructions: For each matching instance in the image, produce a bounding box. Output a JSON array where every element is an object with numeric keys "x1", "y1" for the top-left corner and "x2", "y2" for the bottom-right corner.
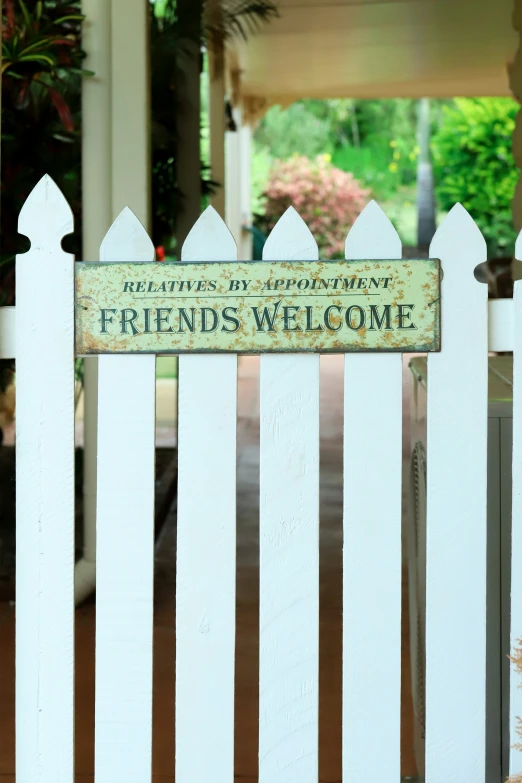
[
  {"x1": 79, "y1": 0, "x2": 151, "y2": 604},
  {"x1": 239, "y1": 119, "x2": 253, "y2": 259},
  {"x1": 225, "y1": 106, "x2": 253, "y2": 259},
  {"x1": 176, "y1": 0, "x2": 202, "y2": 250},
  {"x1": 209, "y1": 46, "x2": 226, "y2": 219},
  {"x1": 225, "y1": 108, "x2": 240, "y2": 248},
  {"x1": 77, "y1": 0, "x2": 112, "y2": 604},
  {"x1": 510, "y1": 0, "x2": 522, "y2": 279},
  {"x1": 111, "y1": 0, "x2": 151, "y2": 224}
]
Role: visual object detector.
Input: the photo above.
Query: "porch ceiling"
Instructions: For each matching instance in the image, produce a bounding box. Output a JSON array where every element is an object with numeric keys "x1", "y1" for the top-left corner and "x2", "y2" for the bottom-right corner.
[{"x1": 234, "y1": 0, "x2": 517, "y2": 104}]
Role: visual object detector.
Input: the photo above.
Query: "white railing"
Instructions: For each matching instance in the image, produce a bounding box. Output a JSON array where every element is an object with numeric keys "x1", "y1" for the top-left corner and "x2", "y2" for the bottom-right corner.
[{"x1": 2, "y1": 173, "x2": 522, "y2": 782}]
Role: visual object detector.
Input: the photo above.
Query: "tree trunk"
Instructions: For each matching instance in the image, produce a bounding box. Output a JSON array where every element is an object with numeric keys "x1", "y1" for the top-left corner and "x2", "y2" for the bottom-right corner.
[{"x1": 416, "y1": 98, "x2": 436, "y2": 252}]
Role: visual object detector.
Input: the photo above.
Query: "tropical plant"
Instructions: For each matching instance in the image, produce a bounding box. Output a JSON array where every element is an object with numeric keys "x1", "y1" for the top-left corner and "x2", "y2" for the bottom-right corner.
[
  {"x1": 1, "y1": 0, "x2": 88, "y2": 305},
  {"x1": 1, "y1": 0, "x2": 88, "y2": 389},
  {"x1": 432, "y1": 97, "x2": 518, "y2": 258},
  {"x1": 204, "y1": 0, "x2": 278, "y2": 41},
  {"x1": 152, "y1": 0, "x2": 279, "y2": 34},
  {"x1": 150, "y1": 0, "x2": 278, "y2": 254},
  {"x1": 2, "y1": 0, "x2": 87, "y2": 124},
  {"x1": 257, "y1": 155, "x2": 369, "y2": 258}
]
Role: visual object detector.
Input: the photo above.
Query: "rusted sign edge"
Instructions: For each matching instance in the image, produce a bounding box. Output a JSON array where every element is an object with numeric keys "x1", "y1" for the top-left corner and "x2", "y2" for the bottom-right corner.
[{"x1": 75, "y1": 258, "x2": 442, "y2": 268}]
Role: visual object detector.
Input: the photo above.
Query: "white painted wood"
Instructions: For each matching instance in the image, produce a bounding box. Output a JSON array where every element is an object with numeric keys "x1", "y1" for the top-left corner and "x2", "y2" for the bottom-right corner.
[
  {"x1": 94, "y1": 209, "x2": 156, "y2": 783},
  {"x1": 176, "y1": 207, "x2": 237, "y2": 783},
  {"x1": 488, "y1": 298, "x2": 514, "y2": 352},
  {"x1": 259, "y1": 207, "x2": 319, "y2": 783},
  {"x1": 3, "y1": 295, "x2": 508, "y2": 366},
  {"x1": 0, "y1": 306, "x2": 16, "y2": 359},
  {"x1": 343, "y1": 200, "x2": 402, "y2": 781},
  {"x1": 509, "y1": 231, "x2": 522, "y2": 777},
  {"x1": 16, "y1": 175, "x2": 75, "y2": 782},
  {"x1": 426, "y1": 204, "x2": 488, "y2": 783}
]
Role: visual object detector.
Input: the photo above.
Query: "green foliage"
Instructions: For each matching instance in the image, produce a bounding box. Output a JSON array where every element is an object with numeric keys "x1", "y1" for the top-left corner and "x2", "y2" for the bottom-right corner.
[
  {"x1": 252, "y1": 98, "x2": 425, "y2": 206},
  {"x1": 252, "y1": 97, "x2": 518, "y2": 253},
  {"x1": 331, "y1": 145, "x2": 399, "y2": 201},
  {"x1": 1, "y1": 0, "x2": 88, "y2": 305},
  {"x1": 2, "y1": 0, "x2": 87, "y2": 86},
  {"x1": 204, "y1": 0, "x2": 279, "y2": 42},
  {"x1": 255, "y1": 103, "x2": 334, "y2": 161},
  {"x1": 432, "y1": 97, "x2": 518, "y2": 258},
  {"x1": 1, "y1": 0, "x2": 277, "y2": 286}
]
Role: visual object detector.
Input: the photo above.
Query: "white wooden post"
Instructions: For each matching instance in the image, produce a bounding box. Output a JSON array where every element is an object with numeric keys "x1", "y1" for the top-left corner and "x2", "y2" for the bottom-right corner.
[
  {"x1": 94, "y1": 210, "x2": 156, "y2": 783},
  {"x1": 343, "y1": 201, "x2": 403, "y2": 780},
  {"x1": 510, "y1": 231, "x2": 522, "y2": 777},
  {"x1": 16, "y1": 175, "x2": 75, "y2": 782},
  {"x1": 176, "y1": 207, "x2": 238, "y2": 783},
  {"x1": 259, "y1": 207, "x2": 320, "y2": 783},
  {"x1": 426, "y1": 205, "x2": 488, "y2": 782}
]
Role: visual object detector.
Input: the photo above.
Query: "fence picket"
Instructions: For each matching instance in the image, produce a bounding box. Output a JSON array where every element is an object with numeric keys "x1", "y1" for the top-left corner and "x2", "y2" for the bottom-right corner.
[
  {"x1": 11, "y1": 176, "x2": 505, "y2": 781},
  {"x1": 94, "y1": 209, "x2": 156, "y2": 782},
  {"x1": 16, "y1": 175, "x2": 75, "y2": 782},
  {"x1": 259, "y1": 207, "x2": 320, "y2": 783},
  {"x1": 343, "y1": 201, "x2": 403, "y2": 780},
  {"x1": 509, "y1": 231, "x2": 522, "y2": 777},
  {"x1": 176, "y1": 207, "x2": 238, "y2": 783},
  {"x1": 426, "y1": 205, "x2": 488, "y2": 783}
]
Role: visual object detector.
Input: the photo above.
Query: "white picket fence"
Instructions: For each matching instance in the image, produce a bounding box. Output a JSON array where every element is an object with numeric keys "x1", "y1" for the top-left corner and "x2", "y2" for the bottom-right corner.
[{"x1": 0, "y1": 172, "x2": 522, "y2": 782}]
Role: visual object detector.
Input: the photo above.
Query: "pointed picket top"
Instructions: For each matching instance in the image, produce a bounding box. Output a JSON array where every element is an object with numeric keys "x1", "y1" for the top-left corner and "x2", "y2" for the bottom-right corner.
[
  {"x1": 263, "y1": 206, "x2": 318, "y2": 261},
  {"x1": 345, "y1": 200, "x2": 401, "y2": 260},
  {"x1": 430, "y1": 203, "x2": 486, "y2": 273},
  {"x1": 100, "y1": 207, "x2": 154, "y2": 263},
  {"x1": 182, "y1": 206, "x2": 237, "y2": 262},
  {"x1": 18, "y1": 174, "x2": 73, "y2": 246}
]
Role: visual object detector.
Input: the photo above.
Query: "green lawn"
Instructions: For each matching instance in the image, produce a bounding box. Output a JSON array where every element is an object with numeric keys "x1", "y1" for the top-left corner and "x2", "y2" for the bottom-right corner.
[{"x1": 156, "y1": 357, "x2": 178, "y2": 379}]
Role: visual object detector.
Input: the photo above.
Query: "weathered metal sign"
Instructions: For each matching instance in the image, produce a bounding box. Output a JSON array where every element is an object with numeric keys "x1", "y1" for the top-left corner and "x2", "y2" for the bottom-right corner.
[{"x1": 75, "y1": 259, "x2": 440, "y2": 354}]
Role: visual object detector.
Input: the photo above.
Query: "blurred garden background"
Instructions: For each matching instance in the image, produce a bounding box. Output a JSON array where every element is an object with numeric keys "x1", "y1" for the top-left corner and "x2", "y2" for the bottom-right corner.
[
  {"x1": 246, "y1": 96, "x2": 519, "y2": 261},
  {"x1": 1, "y1": 0, "x2": 519, "y2": 289}
]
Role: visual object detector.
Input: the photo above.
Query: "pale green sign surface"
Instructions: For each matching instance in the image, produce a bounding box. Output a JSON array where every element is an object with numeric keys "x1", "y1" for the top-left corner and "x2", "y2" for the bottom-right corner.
[{"x1": 75, "y1": 259, "x2": 440, "y2": 354}]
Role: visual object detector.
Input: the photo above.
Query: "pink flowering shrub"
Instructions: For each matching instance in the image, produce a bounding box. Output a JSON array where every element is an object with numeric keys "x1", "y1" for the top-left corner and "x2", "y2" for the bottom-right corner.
[{"x1": 260, "y1": 155, "x2": 370, "y2": 258}]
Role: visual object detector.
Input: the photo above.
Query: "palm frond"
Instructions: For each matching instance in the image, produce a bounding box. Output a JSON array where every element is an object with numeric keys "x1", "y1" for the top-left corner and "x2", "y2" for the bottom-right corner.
[{"x1": 204, "y1": 0, "x2": 279, "y2": 42}]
